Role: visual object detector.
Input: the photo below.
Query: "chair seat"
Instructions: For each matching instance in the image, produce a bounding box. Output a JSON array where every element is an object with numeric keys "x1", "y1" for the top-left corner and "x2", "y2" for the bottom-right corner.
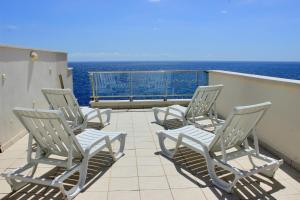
[
  {"x1": 161, "y1": 125, "x2": 215, "y2": 152},
  {"x1": 169, "y1": 105, "x2": 187, "y2": 116},
  {"x1": 76, "y1": 129, "x2": 120, "y2": 156}
]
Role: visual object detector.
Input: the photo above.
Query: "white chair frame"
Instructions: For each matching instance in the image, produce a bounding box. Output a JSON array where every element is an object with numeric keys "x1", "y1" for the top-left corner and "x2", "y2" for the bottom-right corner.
[
  {"x1": 42, "y1": 88, "x2": 112, "y2": 130},
  {"x1": 2, "y1": 107, "x2": 126, "y2": 200},
  {"x1": 157, "y1": 102, "x2": 283, "y2": 192},
  {"x1": 153, "y1": 84, "x2": 224, "y2": 127}
]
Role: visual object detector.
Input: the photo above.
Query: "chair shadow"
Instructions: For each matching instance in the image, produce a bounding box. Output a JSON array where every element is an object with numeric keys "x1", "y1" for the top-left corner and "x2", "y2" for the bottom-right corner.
[
  {"x1": 86, "y1": 122, "x2": 105, "y2": 130},
  {"x1": 153, "y1": 118, "x2": 216, "y2": 132},
  {"x1": 1, "y1": 151, "x2": 114, "y2": 200},
  {"x1": 159, "y1": 147, "x2": 285, "y2": 200},
  {"x1": 162, "y1": 119, "x2": 185, "y2": 129}
]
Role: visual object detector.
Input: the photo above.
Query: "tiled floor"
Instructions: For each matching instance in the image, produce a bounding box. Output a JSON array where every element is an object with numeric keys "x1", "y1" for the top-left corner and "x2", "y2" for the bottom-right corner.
[{"x1": 1, "y1": 109, "x2": 300, "y2": 200}]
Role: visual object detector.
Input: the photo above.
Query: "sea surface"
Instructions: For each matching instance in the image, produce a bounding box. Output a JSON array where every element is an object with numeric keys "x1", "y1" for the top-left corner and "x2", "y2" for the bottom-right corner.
[{"x1": 69, "y1": 61, "x2": 300, "y2": 105}]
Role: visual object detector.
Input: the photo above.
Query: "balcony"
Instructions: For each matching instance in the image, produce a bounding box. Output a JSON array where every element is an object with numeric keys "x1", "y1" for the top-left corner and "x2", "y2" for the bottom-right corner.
[
  {"x1": 0, "y1": 109, "x2": 300, "y2": 199},
  {"x1": 1, "y1": 45, "x2": 300, "y2": 199}
]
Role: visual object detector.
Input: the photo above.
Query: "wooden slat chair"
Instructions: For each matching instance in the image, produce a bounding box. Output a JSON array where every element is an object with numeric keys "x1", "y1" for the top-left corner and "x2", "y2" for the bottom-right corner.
[
  {"x1": 42, "y1": 88, "x2": 112, "y2": 130},
  {"x1": 152, "y1": 84, "x2": 224, "y2": 127},
  {"x1": 157, "y1": 102, "x2": 283, "y2": 192},
  {"x1": 2, "y1": 107, "x2": 126, "y2": 200}
]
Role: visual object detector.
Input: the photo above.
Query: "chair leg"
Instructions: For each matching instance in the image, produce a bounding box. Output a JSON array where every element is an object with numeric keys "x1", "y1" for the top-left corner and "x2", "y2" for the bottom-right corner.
[
  {"x1": 157, "y1": 133, "x2": 176, "y2": 159},
  {"x1": 205, "y1": 154, "x2": 240, "y2": 193},
  {"x1": 249, "y1": 153, "x2": 283, "y2": 178},
  {"x1": 260, "y1": 165, "x2": 280, "y2": 178},
  {"x1": 163, "y1": 110, "x2": 169, "y2": 125},
  {"x1": 112, "y1": 133, "x2": 126, "y2": 160},
  {"x1": 99, "y1": 109, "x2": 112, "y2": 127},
  {"x1": 5, "y1": 163, "x2": 39, "y2": 192},
  {"x1": 59, "y1": 159, "x2": 89, "y2": 200},
  {"x1": 153, "y1": 108, "x2": 164, "y2": 125}
]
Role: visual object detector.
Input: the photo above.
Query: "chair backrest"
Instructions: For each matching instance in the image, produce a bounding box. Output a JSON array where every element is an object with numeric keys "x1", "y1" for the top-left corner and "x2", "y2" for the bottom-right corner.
[
  {"x1": 13, "y1": 107, "x2": 84, "y2": 158},
  {"x1": 185, "y1": 85, "x2": 224, "y2": 120},
  {"x1": 42, "y1": 88, "x2": 84, "y2": 126},
  {"x1": 209, "y1": 102, "x2": 271, "y2": 152}
]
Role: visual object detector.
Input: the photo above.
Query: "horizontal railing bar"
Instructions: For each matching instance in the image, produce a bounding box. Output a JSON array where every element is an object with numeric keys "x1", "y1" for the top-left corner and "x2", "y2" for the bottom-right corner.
[
  {"x1": 91, "y1": 94, "x2": 194, "y2": 98},
  {"x1": 88, "y1": 70, "x2": 206, "y2": 74}
]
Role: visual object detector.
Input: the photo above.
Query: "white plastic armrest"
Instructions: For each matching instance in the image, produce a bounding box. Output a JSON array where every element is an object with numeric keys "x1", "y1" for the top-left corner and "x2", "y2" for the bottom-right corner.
[
  {"x1": 84, "y1": 108, "x2": 97, "y2": 117},
  {"x1": 168, "y1": 106, "x2": 185, "y2": 116},
  {"x1": 84, "y1": 135, "x2": 109, "y2": 155},
  {"x1": 82, "y1": 108, "x2": 98, "y2": 121},
  {"x1": 179, "y1": 133, "x2": 208, "y2": 149}
]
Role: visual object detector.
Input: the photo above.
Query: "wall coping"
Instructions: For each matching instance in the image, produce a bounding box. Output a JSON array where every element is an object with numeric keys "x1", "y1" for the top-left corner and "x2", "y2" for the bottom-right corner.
[
  {"x1": 208, "y1": 70, "x2": 300, "y2": 87},
  {"x1": 0, "y1": 44, "x2": 66, "y2": 54}
]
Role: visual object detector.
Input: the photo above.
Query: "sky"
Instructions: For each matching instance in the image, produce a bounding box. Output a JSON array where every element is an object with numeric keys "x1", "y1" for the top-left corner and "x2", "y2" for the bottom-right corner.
[{"x1": 0, "y1": 0, "x2": 300, "y2": 61}]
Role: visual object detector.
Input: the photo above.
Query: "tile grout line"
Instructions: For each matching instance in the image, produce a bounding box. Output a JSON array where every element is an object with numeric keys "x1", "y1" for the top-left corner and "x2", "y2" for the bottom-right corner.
[
  {"x1": 146, "y1": 111, "x2": 176, "y2": 200},
  {"x1": 131, "y1": 111, "x2": 143, "y2": 200}
]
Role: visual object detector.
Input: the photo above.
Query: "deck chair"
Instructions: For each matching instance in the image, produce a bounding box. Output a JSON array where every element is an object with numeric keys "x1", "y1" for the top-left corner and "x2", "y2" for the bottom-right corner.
[
  {"x1": 42, "y1": 88, "x2": 112, "y2": 130},
  {"x1": 157, "y1": 102, "x2": 283, "y2": 192},
  {"x1": 152, "y1": 84, "x2": 224, "y2": 127},
  {"x1": 2, "y1": 108, "x2": 126, "y2": 200}
]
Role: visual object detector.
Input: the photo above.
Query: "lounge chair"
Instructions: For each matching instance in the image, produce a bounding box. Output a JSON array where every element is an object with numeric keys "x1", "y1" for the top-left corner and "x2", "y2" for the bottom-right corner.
[
  {"x1": 152, "y1": 84, "x2": 224, "y2": 127},
  {"x1": 42, "y1": 88, "x2": 112, "y2": 130},
  {"x1": 157, "y1": 102, "x2": 283, "y2": 192},
  {"x1": 2, "y1": 107, "x2": 126, "y2": 200}
]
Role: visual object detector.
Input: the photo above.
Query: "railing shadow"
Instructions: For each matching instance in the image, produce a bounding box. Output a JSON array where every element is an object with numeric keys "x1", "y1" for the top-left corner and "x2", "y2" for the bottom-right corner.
[
  {"x1": 159, "y1": 147, "x2": 285, "y2": 200},
  {"x1": 1, "y1": 151, "x2": 114, "y2": 200}
]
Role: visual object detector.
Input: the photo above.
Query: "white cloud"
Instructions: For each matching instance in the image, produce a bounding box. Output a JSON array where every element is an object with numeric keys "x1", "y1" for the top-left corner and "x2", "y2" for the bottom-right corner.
[
  {"x1": 220, "y1": 10, "x2": 228, "y2": 14},
  {"x1": 148, "y1": 0, "x2": 160, "y2": 3},
  {"x1": 0, "y1": 25, "x2": 19, "y2": 31},
  {"x1": 69, "y1": 51, "x2": 171, "y2": 61}
]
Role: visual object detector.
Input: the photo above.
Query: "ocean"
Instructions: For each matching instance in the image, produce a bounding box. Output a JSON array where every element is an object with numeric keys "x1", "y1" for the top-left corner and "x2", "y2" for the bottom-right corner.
[{"x1": 69, "y1": 61, "x2": 300, "y2": 105}]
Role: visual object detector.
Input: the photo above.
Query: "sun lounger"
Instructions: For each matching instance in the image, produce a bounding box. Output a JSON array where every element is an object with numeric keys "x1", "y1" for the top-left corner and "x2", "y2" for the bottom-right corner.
[
  {"x1": 2, "y1": 107, "x2": 126, "y2": 199},
  {"x1": 157, "y1": 102, "x2": 283, "y2": 192},
  {"x1": 42, "y1": 88, "x2": 112, "y2": 130},
  {"x1": 153, "y1": 85, "x2": 224, "y2": 127}
]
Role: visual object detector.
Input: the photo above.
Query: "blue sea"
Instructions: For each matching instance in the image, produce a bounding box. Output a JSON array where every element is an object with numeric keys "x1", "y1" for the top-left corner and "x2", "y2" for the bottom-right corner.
[{"x1": 69, "y1": 61, "x2": 300, "y2": 106}]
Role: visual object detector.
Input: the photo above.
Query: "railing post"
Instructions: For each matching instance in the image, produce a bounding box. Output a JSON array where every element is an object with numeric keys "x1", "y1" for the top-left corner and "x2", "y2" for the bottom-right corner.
[
  {"x1": 89, "y1": 72, "x2": 97, "y2": 102},
  {"x1": 204, "y1": 70, "x2": 209, "y2": 86},
  {"x1": 164, "y1": 71, "x2": 167, "y2": 101},
  {"x1": 129, "y1": 72, "x2": 133, "y2": 102},
  {"x1": 196, "y1": 71, "x2": 199, "y2": 86}
]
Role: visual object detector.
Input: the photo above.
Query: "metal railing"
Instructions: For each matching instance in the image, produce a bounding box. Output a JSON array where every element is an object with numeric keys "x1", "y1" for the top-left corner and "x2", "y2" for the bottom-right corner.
[{"x1": 89, "y1": 70, "x2": 208, "y2": 101}]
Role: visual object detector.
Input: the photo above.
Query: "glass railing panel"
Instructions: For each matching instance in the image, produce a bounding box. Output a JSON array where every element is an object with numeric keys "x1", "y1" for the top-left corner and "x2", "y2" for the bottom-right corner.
[
  {"x1": 131, "y1": 72, "x2": 166, "y2": 98},
  {"x1": 89, "y1": 70, "x2": 208, "y2": 100}
]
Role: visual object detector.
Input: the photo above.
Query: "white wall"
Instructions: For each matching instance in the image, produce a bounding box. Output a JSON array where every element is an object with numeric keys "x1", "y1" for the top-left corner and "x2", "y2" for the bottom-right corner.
[
  {"x1": 0, "y1": 45, "x2": 72, "y2": 151},
  {"x1": 209, "y1": 70, "x2": 300, "y2": 170}
]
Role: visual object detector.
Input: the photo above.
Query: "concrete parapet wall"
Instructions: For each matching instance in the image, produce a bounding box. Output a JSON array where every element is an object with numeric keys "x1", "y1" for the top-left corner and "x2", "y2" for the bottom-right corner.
[
  {"x1": 209, "y1": 70, "x2": 300, "y2": 170},
  {"x1": 0, "y1": 45, "x2": 72, "y2": 151}
]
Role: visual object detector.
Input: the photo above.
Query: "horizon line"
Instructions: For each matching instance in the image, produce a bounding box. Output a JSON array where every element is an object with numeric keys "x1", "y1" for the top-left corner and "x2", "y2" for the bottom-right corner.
[{"x1": 68, "y1": 60, "x2": 300, "y2": 63}]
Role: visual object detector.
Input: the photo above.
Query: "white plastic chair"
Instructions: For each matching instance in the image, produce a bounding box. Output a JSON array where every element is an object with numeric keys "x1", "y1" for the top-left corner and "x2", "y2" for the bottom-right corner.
[
  {"x1": 152, "y1": 85, "x2": 224, "y2": 127},
  {"x1": 2, "y1": 107, "x2": 126, "y2": 200},
  {"x1": 157, "y1": 102, "x2": 283, "y2": 192},
  {"x1": 42, "y1": 88, "x2": 112, "y2": 130}
]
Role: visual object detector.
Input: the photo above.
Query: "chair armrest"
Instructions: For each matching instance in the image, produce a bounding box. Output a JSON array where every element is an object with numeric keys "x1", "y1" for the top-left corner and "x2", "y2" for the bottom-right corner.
[
  {"x1": 83, "y1": 108, "x2": 98, "y2": 117},
  {"x1": 168, "y1": 106, "x2": 185, "y2": 117},
  {"x1": 178, "y1": 133, "x2": 209, "y2": 149},
  {"x1": 84, "y1": 135, "x2": 109, "y2": 155}
]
